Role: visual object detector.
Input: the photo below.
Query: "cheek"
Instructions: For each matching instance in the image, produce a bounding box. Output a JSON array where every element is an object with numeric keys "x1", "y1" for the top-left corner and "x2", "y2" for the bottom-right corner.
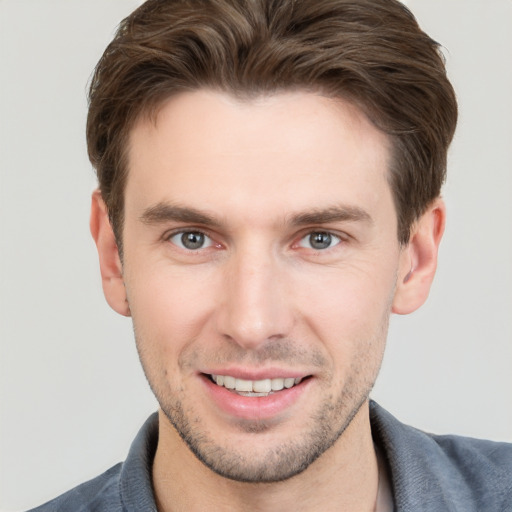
[
  {"x1": 125, "y1": 264, "x2": 219, "y2": 355},
  {"x1": 292, "y1": 263, "x2": 396, "y2": 350},
  {"x1": 300, "y1": 274, "x2": 392, "y2": 393},
  {"x1": 125, "y1": 271, "x2": 219, "y2": 399}
]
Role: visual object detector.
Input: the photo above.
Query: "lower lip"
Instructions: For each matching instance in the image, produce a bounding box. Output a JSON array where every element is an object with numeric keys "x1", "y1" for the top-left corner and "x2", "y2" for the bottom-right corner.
[{"x1": 201, "y1": 375, "x2": 311, "y2": 421}]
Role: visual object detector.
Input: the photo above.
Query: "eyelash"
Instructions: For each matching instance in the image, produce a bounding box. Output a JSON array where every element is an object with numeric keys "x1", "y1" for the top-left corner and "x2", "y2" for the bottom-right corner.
[
  {"x1": 165, "y1": 229, "x2": 216, "y2": 251},
  {"x1": 164, "y1": 229, "x2": 348, "y2": 253},
  {"x1": 296, "y1": 231, "x2": 343, "y2": 251}
]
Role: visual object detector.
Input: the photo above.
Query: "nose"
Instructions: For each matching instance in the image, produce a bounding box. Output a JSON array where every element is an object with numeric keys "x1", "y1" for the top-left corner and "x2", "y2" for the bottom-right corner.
[{"x1": 216, "y1": 248, "x2": 294, "y2": 350}]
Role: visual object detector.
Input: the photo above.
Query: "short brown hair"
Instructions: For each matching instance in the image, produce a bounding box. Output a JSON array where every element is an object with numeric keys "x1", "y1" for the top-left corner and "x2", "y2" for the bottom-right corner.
[{"x1": 87, "y1": 0, "x2": 457, "y2": 250}]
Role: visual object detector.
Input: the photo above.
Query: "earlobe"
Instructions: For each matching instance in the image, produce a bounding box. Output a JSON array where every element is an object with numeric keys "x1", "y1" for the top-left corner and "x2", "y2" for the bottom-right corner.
[
  {"x1": 392, "y1": 199, "x2": 446, "y2": 315},
  {"x1": 90, "y1": 190, "x2": 131, "y2": 317}
]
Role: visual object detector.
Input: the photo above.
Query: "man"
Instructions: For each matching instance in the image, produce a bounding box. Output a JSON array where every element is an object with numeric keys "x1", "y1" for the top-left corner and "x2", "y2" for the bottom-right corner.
[{"x1": 29, "y1": 0, "x2": 511, "y2": 510}]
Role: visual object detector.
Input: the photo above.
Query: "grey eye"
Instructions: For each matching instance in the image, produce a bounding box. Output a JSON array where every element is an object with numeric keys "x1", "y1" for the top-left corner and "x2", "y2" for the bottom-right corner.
[
  {"x1": 170, "y1": 231, "x2": 212, "y2": 250},
  {"x1": 298, "y1": 231, "x2": 341, "y2": 250}
]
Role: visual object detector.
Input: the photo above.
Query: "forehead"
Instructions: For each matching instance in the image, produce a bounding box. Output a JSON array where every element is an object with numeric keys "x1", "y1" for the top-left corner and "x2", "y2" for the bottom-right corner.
[{"x1": 125, "y1": 90, "x2": 393, "y2": 225}]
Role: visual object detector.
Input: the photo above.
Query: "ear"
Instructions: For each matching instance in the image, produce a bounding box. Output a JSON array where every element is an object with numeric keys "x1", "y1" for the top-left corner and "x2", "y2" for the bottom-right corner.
[
  {"x1": 392, "y1": 198, "x2": 446, "y2": 315},
  {"x1": 90, "y1": 190, "x2": 131, "y2": 317}
]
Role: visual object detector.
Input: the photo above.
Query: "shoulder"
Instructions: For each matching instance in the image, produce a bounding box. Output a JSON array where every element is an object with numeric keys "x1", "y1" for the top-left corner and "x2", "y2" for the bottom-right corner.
[
  {"x1": 417, "y1": 433, "x2": 512, "y2": 511},
  {"x1": 27, "y1": 463, "x2": 123, "y2": 512},
  {"x1": 26, "y1": 413, "x2": 159, "y2": 512},
  {"x1": 429, "y1": 431, "x2": 512, "y2": 500},
  {"x1": 432, "y1": 429, "x2": 512, "y2": 469},
  {"x1": 370, "y1": 401, "x2": 512, "y2": 511}
]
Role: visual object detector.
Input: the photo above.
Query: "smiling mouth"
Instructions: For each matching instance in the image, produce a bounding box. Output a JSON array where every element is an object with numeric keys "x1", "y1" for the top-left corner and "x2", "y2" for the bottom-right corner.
[{"x1": 209, "y1": 374, "x2": 306, "y2": 397}]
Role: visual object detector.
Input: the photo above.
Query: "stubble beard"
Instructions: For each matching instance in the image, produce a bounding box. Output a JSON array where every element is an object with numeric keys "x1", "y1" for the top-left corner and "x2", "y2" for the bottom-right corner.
[
  {"x1": 136, "y1": 336, "x2": 386, "y2": 484},
  {"x1": 159, "y1": 380, "x2": 371, "y2": 483},
  {"x1": 131, "y1": 273, "x2": 393, "y2": 483}
]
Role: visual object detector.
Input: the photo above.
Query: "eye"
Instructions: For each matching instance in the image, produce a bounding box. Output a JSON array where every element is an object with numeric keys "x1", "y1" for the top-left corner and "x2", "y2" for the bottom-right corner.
[
  {"x1": 169, "y1": 231, "x2": 213, "y2": 250},
  {"x1": 298, "y1": 231, "x2": 342, "y2": 250}
]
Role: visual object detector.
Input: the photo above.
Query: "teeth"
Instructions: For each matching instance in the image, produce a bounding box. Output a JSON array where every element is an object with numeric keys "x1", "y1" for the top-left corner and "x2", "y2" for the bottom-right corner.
[
  {"x1": 211, "y1": 374, "x2": 304, "y2": 393},
  {"x1": 271, "y1": 378, "x2": 284, "y2": 391},
  {"x1": 253, "y1": 379, "x2": 271, "y2": 393},
  {"x1": 284, "y1": 378, "x2": 295, "y2": 388},
  {"x1": 235, "y1": 379, "x2": 253, "y2": 392},
  {"x1": 223, "y1": 375, "x2": 235, "y2": 389}
]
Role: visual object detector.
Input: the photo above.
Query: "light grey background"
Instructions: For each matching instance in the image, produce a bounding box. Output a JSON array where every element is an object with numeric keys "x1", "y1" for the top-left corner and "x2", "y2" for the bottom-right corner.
[{"x1": 1, "y1": 1, "x2": 511, "y2": 510}]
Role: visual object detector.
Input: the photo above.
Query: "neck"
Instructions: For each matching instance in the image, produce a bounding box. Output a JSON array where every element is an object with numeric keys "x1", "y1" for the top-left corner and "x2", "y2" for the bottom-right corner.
[{"x1": 153, "y1": 401, "x2": 379, "y2": 512}]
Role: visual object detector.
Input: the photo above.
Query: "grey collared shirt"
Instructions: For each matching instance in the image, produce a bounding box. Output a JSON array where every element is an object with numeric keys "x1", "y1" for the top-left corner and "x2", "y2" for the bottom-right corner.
[{"x1": 28, "y1": 402, "x2": 512, "y2": 511}]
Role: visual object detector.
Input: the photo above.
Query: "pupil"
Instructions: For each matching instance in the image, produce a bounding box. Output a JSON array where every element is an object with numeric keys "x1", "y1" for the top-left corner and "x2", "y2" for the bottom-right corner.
[
  {"x1": 310, "y1": 232, "x2": 331, "y2": 249},
  {"x1": 182, "y1": 232, "x2": 204, "y2": 250}
]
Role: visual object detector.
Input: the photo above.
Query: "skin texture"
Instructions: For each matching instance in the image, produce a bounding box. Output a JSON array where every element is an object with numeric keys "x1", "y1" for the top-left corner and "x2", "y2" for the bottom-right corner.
[{"x1": 90, "y1": 90, "x2": 445, "y2": 511}]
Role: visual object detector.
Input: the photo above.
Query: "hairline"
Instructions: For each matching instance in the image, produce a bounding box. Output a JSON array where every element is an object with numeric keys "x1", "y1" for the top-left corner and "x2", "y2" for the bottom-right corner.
[{"x1": 110, "y1": 85, "x2": 411, "y2": 261}]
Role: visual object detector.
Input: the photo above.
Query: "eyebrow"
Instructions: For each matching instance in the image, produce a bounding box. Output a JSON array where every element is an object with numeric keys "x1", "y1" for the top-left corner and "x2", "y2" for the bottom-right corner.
[
  {"x1": 140, "y1": 203, "x2": 221, "y2": 227},
  {"x1": 289, "y1": 206, "x2": 373, "y2": 226},
  {"x1": 140, "y1": 202, "x2": 372, "y2": 228}
]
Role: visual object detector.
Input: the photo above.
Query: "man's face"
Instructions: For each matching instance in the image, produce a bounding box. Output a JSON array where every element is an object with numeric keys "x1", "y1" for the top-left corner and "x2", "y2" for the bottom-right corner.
[{"x1": 121, "y1": 90, "x2": 404, "y2": 481}]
